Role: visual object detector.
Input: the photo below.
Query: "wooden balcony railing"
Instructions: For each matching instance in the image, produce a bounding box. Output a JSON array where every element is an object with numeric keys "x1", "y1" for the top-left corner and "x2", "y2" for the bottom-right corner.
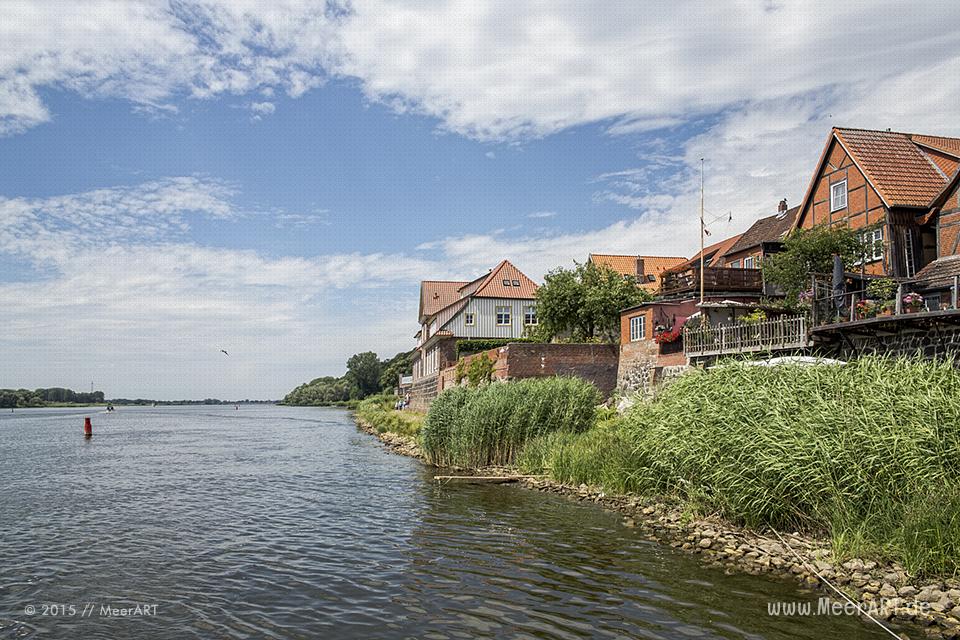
[
  {"x1": 683, "y1": 316, "x2": 809, "y2": 358},
  {"x1": 660, "y1": 266, "x2": 764, "y2": 296}
]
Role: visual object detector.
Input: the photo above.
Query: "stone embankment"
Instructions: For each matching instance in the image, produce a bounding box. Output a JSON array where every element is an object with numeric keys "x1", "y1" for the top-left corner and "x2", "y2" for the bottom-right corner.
[
  {"x1": 523, "y1": 477, "x2": 960, "y2": 639},
  {"x1": 357, "y1": 417, "x2": 960, "y2": 639}
]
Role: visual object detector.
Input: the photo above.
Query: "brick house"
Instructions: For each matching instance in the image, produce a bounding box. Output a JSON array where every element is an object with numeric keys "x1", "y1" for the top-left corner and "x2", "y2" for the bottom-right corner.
[
  {"x1": 410, "y1": 260, "x2": 538, "y2": 405},
  {"x1": 587, "y1": 253, "x2": 686, "y2": 293},
  {"x1": 795, "y1": 127, "x2": 960, "y2": 278},
  {"x1": 722, "y1": 200, "x2": 798, "y2": 269}
]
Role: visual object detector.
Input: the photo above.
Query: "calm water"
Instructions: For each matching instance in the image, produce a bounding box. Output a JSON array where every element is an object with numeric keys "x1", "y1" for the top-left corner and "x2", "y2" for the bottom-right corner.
[{"x1": 0, "y1": 405, "x2": 907, "y2": 639}]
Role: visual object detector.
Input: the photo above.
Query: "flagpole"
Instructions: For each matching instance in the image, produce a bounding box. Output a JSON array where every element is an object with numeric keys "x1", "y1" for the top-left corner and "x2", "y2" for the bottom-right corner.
[{"x1": 699, "y1": 158, "x2": 705, "y2": 307}]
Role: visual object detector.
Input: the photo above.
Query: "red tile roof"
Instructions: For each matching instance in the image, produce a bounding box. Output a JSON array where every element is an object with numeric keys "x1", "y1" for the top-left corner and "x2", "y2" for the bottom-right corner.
[
  {"x1": 419, "y1": 261, "x2": 538, "y2": 323},
  {"x1": 420, "y1": 280, "x2": 469, "y2": 321},
  {"x1": 666, "y1": 233, "x2": 745, "y2": 272},
  {"x1": 834, "y1": 128, "x2": 952, "y2": 208},
  {"x1": 589, "y1": 254, "x2": 687, "y2": 290},
  {"x1": 470, "y1": 260, "x2": 538, "y2": 299},
  {"x1": 911, "y1": 135, "x2": 960, "y2": 159}
]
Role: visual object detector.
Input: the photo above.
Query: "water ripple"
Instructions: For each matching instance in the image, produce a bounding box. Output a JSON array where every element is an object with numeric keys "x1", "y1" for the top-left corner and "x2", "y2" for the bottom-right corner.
[{"x1": 0, "y1": 406, "x2": 910, "y2": 639}]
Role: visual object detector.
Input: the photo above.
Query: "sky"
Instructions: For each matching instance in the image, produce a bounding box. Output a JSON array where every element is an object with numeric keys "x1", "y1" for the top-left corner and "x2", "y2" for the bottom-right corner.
[{"x1": 2, "y1": 1, "x2": 960, "y2": 399}]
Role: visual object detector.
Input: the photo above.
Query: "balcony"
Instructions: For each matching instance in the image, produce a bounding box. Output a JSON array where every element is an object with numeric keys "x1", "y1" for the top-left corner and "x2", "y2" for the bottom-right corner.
[
  {"x1": 684, "y1": 315, "x2": 810, "y2": 358},
  {"x1": 660, "y1": 266, "x2": 764, "y2": 297}
]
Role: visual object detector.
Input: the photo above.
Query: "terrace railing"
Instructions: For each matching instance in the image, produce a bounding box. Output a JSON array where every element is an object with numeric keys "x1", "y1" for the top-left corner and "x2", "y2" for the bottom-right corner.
[
  {"x1": 809, "y1": 274, "x2": 960, "y2": 327},
  {"x1": 684, "y1": 315, "x2": 809, "y2": 358},
  {"x1": 660, "y1": 266, "x2": 764, "y2": 296}
]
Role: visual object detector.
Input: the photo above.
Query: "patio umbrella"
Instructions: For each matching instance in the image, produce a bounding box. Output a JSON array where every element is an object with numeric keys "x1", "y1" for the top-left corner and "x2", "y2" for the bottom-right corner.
[{"x1": 832, "y1": 254, "x2": 845, "y2": 314}]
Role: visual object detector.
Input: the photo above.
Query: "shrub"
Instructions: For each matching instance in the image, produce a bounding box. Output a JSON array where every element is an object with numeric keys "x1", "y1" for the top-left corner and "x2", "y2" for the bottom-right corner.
[
  {"x1": 466, "y1": 353, "x2": 495, "y2": 387},
  {"x1": 355, "y1": 394, "x2": 424, "y2": 437},
  {"x1": 456, "y1": 338, "x2": 537, "y2": 358},
  {"x1": 421, "y1": 377, "x2": 600, "y2": 468}
]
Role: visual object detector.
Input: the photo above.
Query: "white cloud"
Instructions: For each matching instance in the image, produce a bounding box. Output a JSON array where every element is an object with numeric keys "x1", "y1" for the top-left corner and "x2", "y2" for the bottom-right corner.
[
  {"x1": 0, "y1": 0, "x2": 336, "y2": 135},
  {"x1": 3, "y1": 1, "x2": 959, "y2": 143},
  {"x1": 0, "y1": 178, "x2": 459, "y2": 398},
  {"x1": 249, "y1": 101, "x2": 277, "y2": 119},
  {"x1": 527, "y1": 211, "x2": 557, "y2": 219},
  {"x1": 334, "y1": 1, "x2": 960, "y2": 141}
]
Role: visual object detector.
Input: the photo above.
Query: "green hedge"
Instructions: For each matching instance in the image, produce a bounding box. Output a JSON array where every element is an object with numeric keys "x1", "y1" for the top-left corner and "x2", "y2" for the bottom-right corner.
[
  {"x1": 455, "y1": 338, "x2": 539, "y2": 358},
  {"x1": 421, "y1": 377, "x2": 600, "y2": 468}
]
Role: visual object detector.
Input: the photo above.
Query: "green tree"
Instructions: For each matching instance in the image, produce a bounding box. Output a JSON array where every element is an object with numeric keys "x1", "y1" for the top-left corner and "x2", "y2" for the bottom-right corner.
[
  {"x1": 379, "y1": 350, "x2": 413, "y2": 392},
  {"x1": 534, "y1": 262, "x2": 651, "y2": 342},
  {"x1": 763, "y1": 224, "x2": 864, "y2": 307},
  {"x1": 345, "y1": 351, "x2": 383, "y2": 398}
]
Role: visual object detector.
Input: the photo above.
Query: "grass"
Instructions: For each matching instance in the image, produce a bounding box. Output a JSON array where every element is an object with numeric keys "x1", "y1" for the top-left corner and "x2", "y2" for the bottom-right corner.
[
  {"x1": 420, "y1": 377, "x2": 600, "y2": 468},
  {"x1": 354, "y1": 394, "x2": 424, "y2": 437},
  {"x1": 517, "y1": 356, "x2": 960, "y2": 577}
]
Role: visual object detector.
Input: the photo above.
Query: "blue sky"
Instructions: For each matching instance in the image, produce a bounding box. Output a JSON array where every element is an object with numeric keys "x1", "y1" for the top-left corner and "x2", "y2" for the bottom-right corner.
[{"x1": 2, "y1": 1, "x2": 960, "y2": 398}]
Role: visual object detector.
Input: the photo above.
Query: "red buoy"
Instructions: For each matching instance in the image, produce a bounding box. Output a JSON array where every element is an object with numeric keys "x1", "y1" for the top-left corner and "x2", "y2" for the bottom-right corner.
[{"x1": 83, "y1": 417, "x2": 92, "y2": 438}]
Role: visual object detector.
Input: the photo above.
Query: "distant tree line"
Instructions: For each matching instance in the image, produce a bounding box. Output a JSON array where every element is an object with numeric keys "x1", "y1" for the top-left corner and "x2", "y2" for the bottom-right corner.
[
  {"x1": 0, "y1": 388, "x2": 277, "y2": 408},
  {"x1": 282, "y1": 350, "x2": 412, "y2": 406},
  {"x1": 0, "y1": 388, "x2": 105, "y2": 408}
]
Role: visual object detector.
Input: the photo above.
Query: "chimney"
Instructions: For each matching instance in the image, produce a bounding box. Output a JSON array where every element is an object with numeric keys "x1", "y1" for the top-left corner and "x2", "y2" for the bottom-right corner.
[
  {"x1": 636, "y1": 257, "x2": 645, "y2": 278},
  {"x1": 778, "y1": 198, "x2": 788, "y2": 213}
]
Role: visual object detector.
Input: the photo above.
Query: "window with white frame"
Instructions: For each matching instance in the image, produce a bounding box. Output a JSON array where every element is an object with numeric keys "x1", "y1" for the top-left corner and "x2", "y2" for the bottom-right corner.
[
  {"x1": 744, "y1": 256, "x2": 756, "y2": 269},
  {"x1": 496, "y1": 305, "x2": 511, "y2": 325},
  {"x1": 629, "y1": 315, "x2": 645, "y2": 342},
  {"x1": 855, "y1": 228, "x2": 883, "y2": 264},
  {"x1": 729, "y1": 259, "x2": 741, "y2": 269},
  {"x1": 830, "y1": 179, "x2": 848, "y2": 212},
  {"x1": 464, "y1": 312, "x2": 475, "y2": 326},
  {"x1": 523, "y1": 305, "x2": 537, "y2": 325}
]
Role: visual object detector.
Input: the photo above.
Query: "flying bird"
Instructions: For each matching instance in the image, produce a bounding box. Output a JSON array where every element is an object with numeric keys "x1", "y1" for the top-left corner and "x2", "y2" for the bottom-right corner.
[{"x1": 220, "y1": 349, "x2": 229, "y2": 356}]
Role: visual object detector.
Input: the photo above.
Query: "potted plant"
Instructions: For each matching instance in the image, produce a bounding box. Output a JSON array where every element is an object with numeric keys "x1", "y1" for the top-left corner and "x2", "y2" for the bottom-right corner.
[
  {"x1": 855, "y1": 299, "x2": 878, "y2": 320},
  {"x1": 866, "y1": 278, "x2": 897, "y2": 301},
  {"x1": 877, "y1": 300, "x2": 895, "y2": 317},
  {"x1": 902, "y1": 292, "x2": 925, "y2": 313}
]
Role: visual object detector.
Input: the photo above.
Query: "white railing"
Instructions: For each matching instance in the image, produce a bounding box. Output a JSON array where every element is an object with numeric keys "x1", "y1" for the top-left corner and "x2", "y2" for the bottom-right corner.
[{"x1": 684, "y1": 316, "x2": 809, "y2": 358}]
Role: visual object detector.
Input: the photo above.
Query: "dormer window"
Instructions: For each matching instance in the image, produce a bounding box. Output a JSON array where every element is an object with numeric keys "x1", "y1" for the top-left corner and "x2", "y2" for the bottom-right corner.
[{"x1": 830, "y1": 179, "x2": 848, "y2": 212}]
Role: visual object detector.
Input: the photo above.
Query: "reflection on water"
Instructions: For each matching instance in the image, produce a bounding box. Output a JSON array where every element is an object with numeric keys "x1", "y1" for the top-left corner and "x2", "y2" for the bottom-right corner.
[{"x1": 0, "y1": 406, "x2": 907, "y2": 639}]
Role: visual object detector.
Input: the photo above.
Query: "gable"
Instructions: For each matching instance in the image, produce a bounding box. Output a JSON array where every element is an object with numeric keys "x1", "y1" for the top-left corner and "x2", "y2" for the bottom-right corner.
[
  {"x1": 473, "y1": 260, "x2": 538, "y2": 299},
  {"x1": 797, "y1": 137, "x2": 886, "y2": 230}
]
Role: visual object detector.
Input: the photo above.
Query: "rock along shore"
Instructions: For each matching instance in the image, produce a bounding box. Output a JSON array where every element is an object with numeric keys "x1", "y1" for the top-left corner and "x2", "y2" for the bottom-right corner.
[{"x1": 356, "y1": 415, "x2": 960, "y2": 639}]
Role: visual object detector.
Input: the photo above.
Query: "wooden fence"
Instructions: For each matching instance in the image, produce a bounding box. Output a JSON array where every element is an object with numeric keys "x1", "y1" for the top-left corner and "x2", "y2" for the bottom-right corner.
[{"x1": 683, "y1": 315, "x2": 809, "y2": 358}]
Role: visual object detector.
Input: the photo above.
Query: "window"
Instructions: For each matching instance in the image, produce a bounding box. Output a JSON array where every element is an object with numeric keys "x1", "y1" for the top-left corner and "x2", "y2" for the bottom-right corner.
[
  {"x1": 502, "y1": 279, "x2": 511, "y2": 286},
  {"x1": 524, "y1": 305, "x2": 537, "y2": 325},
  {"x1": 729, "y1": 259, "x2": 741, "y2": 269},
  {"x1": 464, "y1": 312, "x2": 475, "y2": 326},
  {"x1": 496, "y1": 306, "x2": 511, "y2": 325},
  {"x1": 744, "y1": 256, "x2": 756, "y2": 269},
  {"x1": 646, "y1": 274, "x2": 656, "y2": 282},
  {"x1": 629, "y1": 315, "x2": 645, "y2": 342},
  {"x1": 855, "y1": 228, "x2": 883, "y2": 264},
  {"x1": 511, "y1": 279, "x2": 520, "y2": 287},
  {"x1": 830, "y1": 179, "x2": 848, "y2": 212}
]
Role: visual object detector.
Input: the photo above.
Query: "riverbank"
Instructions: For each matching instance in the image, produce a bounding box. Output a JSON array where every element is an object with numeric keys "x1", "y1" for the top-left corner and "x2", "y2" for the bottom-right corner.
[{"x1": 353, "y1": 363, "x2": 960, "y2": 640}]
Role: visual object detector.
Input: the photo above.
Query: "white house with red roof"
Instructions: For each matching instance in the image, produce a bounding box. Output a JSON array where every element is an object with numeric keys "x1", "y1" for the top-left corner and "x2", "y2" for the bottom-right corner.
[{"x1": 412, "y1": 260, "x2": 539, "y2": 382}]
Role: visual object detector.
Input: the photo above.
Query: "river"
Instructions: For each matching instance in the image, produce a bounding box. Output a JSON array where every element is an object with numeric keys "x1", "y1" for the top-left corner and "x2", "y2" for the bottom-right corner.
[{"x1": 0, "y1": 405, "x2": 907, "y2": 639}]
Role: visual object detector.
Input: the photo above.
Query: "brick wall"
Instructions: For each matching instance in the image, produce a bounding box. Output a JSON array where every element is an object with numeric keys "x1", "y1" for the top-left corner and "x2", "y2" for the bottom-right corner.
[
  {"x1": 407, "y1": 374, "x2": 439, "y2": 412},
  {"x1": 424, "y1": 342, "x2": 621, "y2": 410},
  {"x1": 501, "y1": 343, "x2": 620, "y2": 397}
]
